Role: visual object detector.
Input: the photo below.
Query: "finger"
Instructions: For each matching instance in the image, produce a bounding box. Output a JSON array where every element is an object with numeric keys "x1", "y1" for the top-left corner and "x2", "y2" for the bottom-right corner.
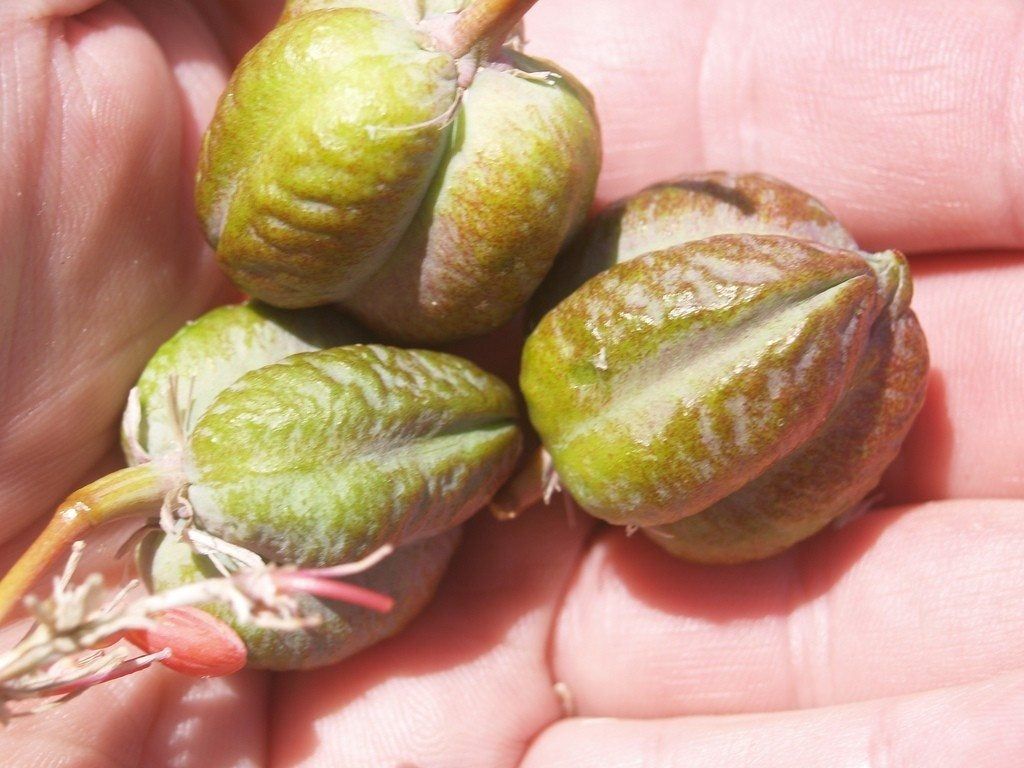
[
  {"x1": 139, "y1": 672, "x2": 267, "y2": 768},
  {"x1": 269, "y1": 507, "x2": 591, "y2": 768},
  {"x1": 551, "y1": 500, "x2": 1024, "y2": 718},
  {"x1": 522, "y1": 671, "x2": 1024, "y2": 768},
  {"x1": 526, "y1": 0, "x2": 1024, "y2": 253},
  {"x1": 2, "y1": 0, "x2": 101, "y2": 18},
  {"x1": 0, "y1": 2, "x2": 231, "y2": 542},
  {"x1": 123, "y1": 0, "x2": 233, "y2": 174},
  {"x1": 882, "y1": 251, "x2": 1024, "y2": 501}
]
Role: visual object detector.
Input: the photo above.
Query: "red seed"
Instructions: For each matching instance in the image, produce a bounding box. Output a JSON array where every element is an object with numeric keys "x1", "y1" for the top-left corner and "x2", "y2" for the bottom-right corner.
[{"x1": 124, "y1": 607, "x2": 247, "y2": 677}]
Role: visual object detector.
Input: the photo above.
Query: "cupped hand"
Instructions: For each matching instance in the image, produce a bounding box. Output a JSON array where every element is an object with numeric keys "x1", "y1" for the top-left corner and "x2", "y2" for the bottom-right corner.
[{"x1": 1, "y1": 1, "x2": 1022, "y2": 766}]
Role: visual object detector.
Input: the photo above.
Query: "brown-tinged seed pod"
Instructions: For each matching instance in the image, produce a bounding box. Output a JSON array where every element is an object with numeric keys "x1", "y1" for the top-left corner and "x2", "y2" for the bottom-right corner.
[
  {"x1": 518, "y1": 175, "x2": 928, "y2": 563},
  {"x1": 196, "y1": 0, "x2": 600, "y2": 343}
]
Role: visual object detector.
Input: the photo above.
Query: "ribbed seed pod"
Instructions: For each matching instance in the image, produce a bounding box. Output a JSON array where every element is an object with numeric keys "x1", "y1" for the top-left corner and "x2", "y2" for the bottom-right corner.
[
  {"x1": 521, "y1": 176, "x2": 928, "y2": 563},
  {"x1": 0, "y1": 302, "x2": 521, "y2": 668},
  {"x1": 643, "y1": 248, "x2": 928, "y2": 562},
  {"x1": 126, "y1": 302, "x2": 368, "y2": 460},
  {"x1": 197, "y1": 1, "x2": 600, "y2": 343},
  {"x1": 532, "y1": 172, "x2": 858, "y2": 324},
  {"x1": 186, "y1": 344, "x2": 521, "y2": 566}
]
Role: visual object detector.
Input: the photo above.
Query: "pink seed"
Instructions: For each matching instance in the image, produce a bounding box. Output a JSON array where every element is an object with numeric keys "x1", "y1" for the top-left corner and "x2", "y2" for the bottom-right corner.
[{"x1": 124, "y1": 606, "x2": 247, "y2": 677}]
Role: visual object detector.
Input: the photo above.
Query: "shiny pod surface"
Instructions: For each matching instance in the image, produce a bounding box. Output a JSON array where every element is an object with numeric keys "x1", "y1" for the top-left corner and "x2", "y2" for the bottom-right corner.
[
  {"x1": 645, "y1": 250, "x2": 928, "y2": 562},
  {"x1": 532, "y1": 172, "x2": 857, "y2": 325},
  {"x1": 141, "y1": 527, "x2": 460, "y2": 670},
  {"x1": 521, "y1": 234, "x2": 925, "y2": 539},
  {"x1": 197, "y1": 3, "x2": 600, "y2": 343},
  {"x1": 185, "y1": 345, "x2": 521, "y2": 567},
  {"x1": 196, "y1": 9, "x2": 458, "y2": 308},
  {"x1": 126, "y1": 302, "x2": 367, "y2": 461}
]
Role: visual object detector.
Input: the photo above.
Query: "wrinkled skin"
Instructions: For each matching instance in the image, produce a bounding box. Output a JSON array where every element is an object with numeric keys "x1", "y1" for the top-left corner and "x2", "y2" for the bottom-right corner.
[
  {"x1": 530, "y1": 172, "x2": 861, "y2": 322},
  {"x1": 141, "y1": 528, "x2": 461, "y2": 670},
  {"x1": 1, "y1": 1, "x2": 1023, "y2": 766},
  {"x1": 524, "y1": 235, "x2": 927, "y2": 553},
  {"x1": 128, "y1": 302, "x2": 370, "y2": 460},
  {"x1": 183, "y1": 344, "x2": 521, "y2": 567}
]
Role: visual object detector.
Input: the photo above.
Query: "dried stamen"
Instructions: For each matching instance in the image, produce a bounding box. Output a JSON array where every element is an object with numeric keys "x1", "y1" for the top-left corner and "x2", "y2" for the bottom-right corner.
[{"x1": 0, "y1": 540, "x2": 398, "y2": 719}]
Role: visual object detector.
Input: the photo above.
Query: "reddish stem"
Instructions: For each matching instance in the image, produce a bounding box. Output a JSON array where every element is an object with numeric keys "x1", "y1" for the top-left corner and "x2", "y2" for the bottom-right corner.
[
  {"x1": 447, "y1": 0, "x2": 540, "y2": 59},
  {"x1": 489, "y1": 446, "x2": 548, "y2": 520}
]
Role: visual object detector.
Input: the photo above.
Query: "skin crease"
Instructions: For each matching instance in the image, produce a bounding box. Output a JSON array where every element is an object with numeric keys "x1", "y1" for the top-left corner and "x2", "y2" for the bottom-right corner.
[{"x1": 0, "y1": 0, "x2": 1021, "y2": 765}]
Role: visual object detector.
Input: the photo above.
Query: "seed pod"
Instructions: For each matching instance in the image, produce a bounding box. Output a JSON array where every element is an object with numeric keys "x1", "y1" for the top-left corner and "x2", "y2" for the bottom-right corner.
[
  {"x1": 520, "y1": 232, "x2": 927, "y2": 563},
  {"x1": 126, "y1": 302, "x2": 521, "y2": 567},
  {"x1": 186, "y1": 344, "x2": 521, "y2": 566},
  {"x1": 197, "y1": 1, "x2": 601, "y2": 343},
  {"x1": 139, "y1": 528, "x2": 460, "y2": 670},
  {"x1": 643, "y1": 249, "x2": 928, "y2": 562}
]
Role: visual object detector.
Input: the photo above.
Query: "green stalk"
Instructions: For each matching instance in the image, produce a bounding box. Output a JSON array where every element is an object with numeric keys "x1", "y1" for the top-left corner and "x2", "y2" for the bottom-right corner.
[{"x1": 0, "y1": 464, "x2": 178, "y2": 623}]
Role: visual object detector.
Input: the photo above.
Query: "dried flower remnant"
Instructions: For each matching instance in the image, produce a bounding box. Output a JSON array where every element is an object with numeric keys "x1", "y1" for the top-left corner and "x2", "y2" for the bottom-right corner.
[{"x1": 0, "y1": 541, "x2": 396, "y2": 719}]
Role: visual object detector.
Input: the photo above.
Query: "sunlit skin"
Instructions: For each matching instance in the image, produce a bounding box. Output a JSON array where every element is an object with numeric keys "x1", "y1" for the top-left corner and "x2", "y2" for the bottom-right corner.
[{"x1": 1, "y1": 0, "x2": 1023, "y2": 765}]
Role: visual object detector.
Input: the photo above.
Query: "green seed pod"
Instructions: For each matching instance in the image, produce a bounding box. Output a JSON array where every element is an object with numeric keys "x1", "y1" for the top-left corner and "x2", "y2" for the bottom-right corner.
[
  {"x1": 521, "y1": 233, "x2": 927, "y2": 563},
  {"x1": 140, "y1": 527, "x2": 460, "y2": 670},
  {"x1": 532, "y1": 172, "x2": 857, "y2": 324},
  {"x1": 187, "y1": 344, "x2": 521, "y2": 566},
  {"x1": 0, "y1": 302, "x2": 520, "y2": 662},
  {"x1": 126, "y1": 301, "x2": 521, "y2": 566},
  {"x1": 197, "y1": 2, "x2": 601, "y2": 343},
  {"x1": 645, "y1": 251, "x2": 927, "y2": 562}
]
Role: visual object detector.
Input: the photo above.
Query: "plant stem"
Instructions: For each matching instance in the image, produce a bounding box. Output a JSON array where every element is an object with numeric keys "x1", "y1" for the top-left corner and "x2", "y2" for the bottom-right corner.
[
  {"x1": 448, "y1": 0, "x2": 540, "y2": 59},
  {"x1": 0, "y1": 464, "x2": 176, "y2": 624},
  {"x1": 489, "y1": 446, "x2": 550, "y2": 520}
]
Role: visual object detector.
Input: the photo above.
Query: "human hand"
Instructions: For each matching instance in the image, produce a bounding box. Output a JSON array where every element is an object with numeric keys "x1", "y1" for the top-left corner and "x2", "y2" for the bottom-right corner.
[{"x1": 1, "y1": 1, "x2": 1022, "y2": 765}]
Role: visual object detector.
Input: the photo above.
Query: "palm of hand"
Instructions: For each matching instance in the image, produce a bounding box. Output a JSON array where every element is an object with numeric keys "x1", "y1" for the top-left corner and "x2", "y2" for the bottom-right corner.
[{"x1": 1, "y1": 1, "x2": 1022, "y2": 766}]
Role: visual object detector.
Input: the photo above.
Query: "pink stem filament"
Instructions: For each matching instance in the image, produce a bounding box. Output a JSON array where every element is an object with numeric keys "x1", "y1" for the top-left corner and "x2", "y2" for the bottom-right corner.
[{"x1": 275, "y1": 572, "x2": 395, "y2": 613}]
